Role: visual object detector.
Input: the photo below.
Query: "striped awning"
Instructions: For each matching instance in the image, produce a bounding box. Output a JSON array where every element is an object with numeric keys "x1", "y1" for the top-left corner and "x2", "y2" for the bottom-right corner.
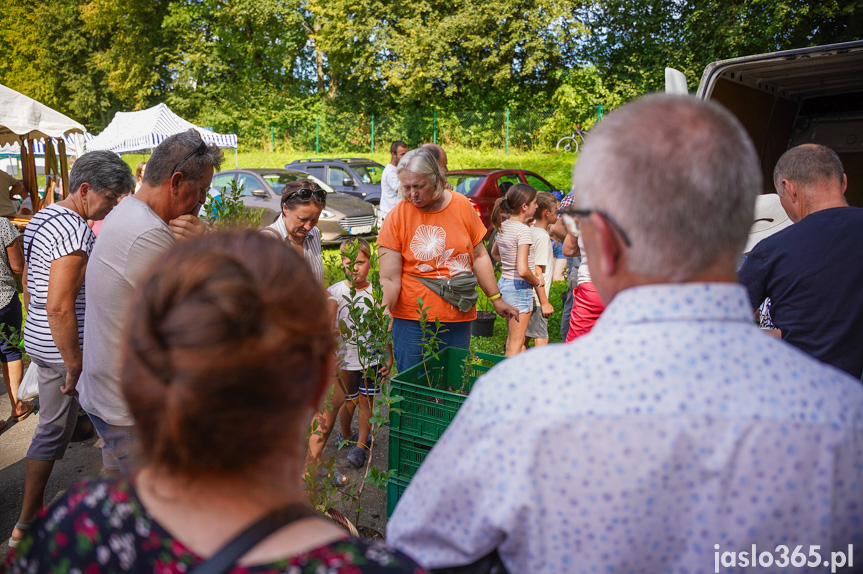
[{"x1": 86, "y1": 103, "x2": 237, "y2": 153}]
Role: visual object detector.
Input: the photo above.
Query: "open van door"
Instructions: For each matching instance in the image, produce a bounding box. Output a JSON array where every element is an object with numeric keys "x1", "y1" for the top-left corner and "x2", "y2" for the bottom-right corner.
[
  {"x1": 692, "y1": 41, "x2": 863, "y2": 205},
  {"x1": 665, "y1": 68, "x2": 688, "y2": 95}
]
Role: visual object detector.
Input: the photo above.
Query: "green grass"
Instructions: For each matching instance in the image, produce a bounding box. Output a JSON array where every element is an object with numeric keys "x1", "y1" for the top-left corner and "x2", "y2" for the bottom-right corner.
[
  {"x1": 469, "y1": 280, "x2": 569, "y2": 356},
  {"x1": 122, "y1": 147, "x2": 578, "y2": 191}
]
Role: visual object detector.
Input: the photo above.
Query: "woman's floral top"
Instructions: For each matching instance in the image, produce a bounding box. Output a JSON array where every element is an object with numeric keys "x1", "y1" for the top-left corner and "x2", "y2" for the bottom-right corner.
[{"x1": 3, "y1": 476, "x2": 425, "y2": 574}]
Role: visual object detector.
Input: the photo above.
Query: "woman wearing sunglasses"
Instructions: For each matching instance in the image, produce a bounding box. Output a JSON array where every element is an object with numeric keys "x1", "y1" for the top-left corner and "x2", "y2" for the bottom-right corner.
[
  {"x1": 262, "y1": 180, "x2": 350, "y2": 487},
  {"x1": 262, "y1": 179, "x2": 327, "y2": 282}
]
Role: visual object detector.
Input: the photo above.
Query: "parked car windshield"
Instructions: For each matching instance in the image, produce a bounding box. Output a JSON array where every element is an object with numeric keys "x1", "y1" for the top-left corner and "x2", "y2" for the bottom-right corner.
[
  {"x1": 352, "y1": 164, "x2": 383, "y2": 185},
  {"x1": 259, "y1": 172, "x2": 334, "y2": 193},
  {"x1": 448, "y1": 174, "x2": 486, "y2": 197}
]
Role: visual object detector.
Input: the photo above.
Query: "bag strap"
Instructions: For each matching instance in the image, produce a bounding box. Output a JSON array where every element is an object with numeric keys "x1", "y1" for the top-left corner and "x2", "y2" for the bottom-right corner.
[
  {"x1": 189, "y1": 504, "x2": 321, "y2": 574},
  {"x1": 24, "y1": 209, "x2": 70, "y2": 263},
  {"x1": 261, "y1": 227, "x2": 281, "y2": 240}
]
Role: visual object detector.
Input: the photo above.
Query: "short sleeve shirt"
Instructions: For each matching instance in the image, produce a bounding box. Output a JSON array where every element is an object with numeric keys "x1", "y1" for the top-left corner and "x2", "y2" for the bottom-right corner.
[
  {"x1": 4, "y1": 475, "x2": 426, "y2": 574},
  {"x1": 497, "y1": 220, "x2": 534, "y2": 281},
  {"x1": 23, "y1": 204, "x2": 95, "y2": 363},
  {"x1": 0, "y1": 171, "x2": 19, "y2": 217},
  {"x1": 739, "y1": 206, "x2": 863, "y2": 378},
  {"x1": 378, "y1": 191, "x2": 486, "y2": 322},
  {"x1": 531, "y1": 226, "x2": 554, "y2": 304},
  {"x1": 78, "y1": 197, "x2": 176, "y2": 427},
  {"x1": 262, "y1": 219, "x2": 324, "y2": 283},
  {"x1": 379, "y1": 163, "x2": 401, "y2": 220},
  {"x1": 327, "y1": 280, "x2": 374, "y2": 370},
  {"x1": 0, "y1": 218, "x2": 21, "y2": 307}
]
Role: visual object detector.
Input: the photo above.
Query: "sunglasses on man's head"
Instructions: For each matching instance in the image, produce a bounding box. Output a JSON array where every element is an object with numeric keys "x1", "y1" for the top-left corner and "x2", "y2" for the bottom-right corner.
[
  {"x1": 171, "y1": 140, "x2": 208, "y2": 176},
  {"x1": 285, "y1": 187, "x2": 327, "y2": 203}
]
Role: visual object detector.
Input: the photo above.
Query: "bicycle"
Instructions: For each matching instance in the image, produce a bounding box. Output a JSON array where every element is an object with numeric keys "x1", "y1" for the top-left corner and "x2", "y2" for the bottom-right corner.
[{"x1": 556, "y1": 125, "x2": 588, "y2": 153}]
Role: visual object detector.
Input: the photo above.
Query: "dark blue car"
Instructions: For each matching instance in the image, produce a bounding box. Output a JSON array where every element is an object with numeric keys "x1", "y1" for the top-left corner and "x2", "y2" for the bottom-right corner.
[{"x1": 285, "y1": 158, "x2": 384, "y2": 209}]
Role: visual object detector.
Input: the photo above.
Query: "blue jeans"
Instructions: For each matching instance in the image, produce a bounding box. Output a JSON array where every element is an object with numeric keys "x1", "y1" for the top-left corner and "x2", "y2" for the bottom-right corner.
[{"x1": 392, "y1": 318, "x2": 472, "y2": 372}]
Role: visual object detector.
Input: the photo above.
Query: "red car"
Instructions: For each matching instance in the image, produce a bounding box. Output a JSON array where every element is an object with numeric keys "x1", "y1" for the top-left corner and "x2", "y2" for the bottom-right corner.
[{"x1": 446, "y1": 169, "x2": 562, "y2": 235}]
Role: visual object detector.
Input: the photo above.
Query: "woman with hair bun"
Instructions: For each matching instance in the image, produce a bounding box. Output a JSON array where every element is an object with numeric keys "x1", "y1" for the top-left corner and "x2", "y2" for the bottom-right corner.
[{"x1": 4, "y1": 232, "x2": 424, "y2": 574}]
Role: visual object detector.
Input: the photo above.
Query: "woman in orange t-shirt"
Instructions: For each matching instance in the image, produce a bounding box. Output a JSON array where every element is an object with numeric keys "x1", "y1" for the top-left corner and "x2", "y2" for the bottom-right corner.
[{"x1": 378, "y1": 148, "x2": 518, "y2": 371}]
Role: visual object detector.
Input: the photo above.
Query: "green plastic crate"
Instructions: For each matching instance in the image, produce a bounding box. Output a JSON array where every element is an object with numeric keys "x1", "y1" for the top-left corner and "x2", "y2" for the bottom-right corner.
[
  {"x1": 388, "y1": 429, "x2": 436, "y2": 481},
  {"x1": 390, "y1": 347, "x2": 505, "y2": 441},
  {"x1": 387, "y1": 476, "x2": 411, "y2": 518}
]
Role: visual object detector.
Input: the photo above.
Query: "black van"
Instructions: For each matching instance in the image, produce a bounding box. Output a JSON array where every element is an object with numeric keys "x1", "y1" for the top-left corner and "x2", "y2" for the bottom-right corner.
[{"x1": 669, "y1": 40, "x2": 863, "y2": 206}]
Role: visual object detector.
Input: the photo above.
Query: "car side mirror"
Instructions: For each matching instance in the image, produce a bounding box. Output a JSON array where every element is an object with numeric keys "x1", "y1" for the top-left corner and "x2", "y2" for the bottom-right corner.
[
  {"x1": 343, "y1": 177, "x2": 355, "y2": 187},
  {"x1": 251, "y1": 188, "x2": 268, "y2": 197}
]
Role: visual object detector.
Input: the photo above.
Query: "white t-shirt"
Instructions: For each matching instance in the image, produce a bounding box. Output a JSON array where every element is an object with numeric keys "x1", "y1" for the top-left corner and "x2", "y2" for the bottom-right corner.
[
  {"x1": 379, "y1": 162, "x2": 400, "y2": 220},
  {"x1": 327, "y1": 280, "x2": 374, "y2": 371},
  {"x1": 576, "y1": 235, "x2": 592, "y2": 285},
  {"x1": 498, "y1": 220, "x2": 534, "y2": 281},
  {"x1": 531, "y1": 226, "x2": 554, "y2": 304},
  {"x1": 78, "y1": 197, "x2": 175, "y2": 426},
  {"x1": 23, "y1": 204, "x2": 95, "y2": 364}
]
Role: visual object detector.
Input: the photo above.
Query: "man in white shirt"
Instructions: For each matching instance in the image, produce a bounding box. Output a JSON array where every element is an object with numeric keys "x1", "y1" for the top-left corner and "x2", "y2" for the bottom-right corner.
[
  {"x1": 78, "y1": 129, "x2": 221, "y2": 475},
  {"x1": 388, "y1": 94, "x2": 863, "y2": 572},
  {"x1": 378, "y1": 140, "x2": 407, "y2": 222}
]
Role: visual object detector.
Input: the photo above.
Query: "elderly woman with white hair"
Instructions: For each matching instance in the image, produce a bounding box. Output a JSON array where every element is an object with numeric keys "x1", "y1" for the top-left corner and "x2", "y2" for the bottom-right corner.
[{"x1": 378, "y1": 148, "x2": 517, "y2": 371}]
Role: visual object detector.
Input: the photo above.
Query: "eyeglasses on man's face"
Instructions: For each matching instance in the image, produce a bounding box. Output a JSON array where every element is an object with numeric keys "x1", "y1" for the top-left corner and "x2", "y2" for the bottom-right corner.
[{"x1": 561, "y1": 208, "x2": 633, "y2": 247}]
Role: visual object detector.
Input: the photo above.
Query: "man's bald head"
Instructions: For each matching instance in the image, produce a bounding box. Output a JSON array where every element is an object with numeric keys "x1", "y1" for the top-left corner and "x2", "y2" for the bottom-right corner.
[{"x1": 420, "y1": 143, "x2": 448, "y2": 173}]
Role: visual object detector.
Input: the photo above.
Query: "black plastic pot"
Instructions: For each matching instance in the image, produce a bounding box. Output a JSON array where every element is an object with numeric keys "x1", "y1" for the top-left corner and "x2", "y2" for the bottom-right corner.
[{"x1": 472, "y1": 312, "x2": 497, "y2": 337}]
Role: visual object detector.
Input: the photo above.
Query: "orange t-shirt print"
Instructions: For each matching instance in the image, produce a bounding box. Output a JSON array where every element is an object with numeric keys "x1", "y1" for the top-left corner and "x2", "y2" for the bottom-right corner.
[{"x1": 378, "y1": 192, "x2": 487, "y2": 323}]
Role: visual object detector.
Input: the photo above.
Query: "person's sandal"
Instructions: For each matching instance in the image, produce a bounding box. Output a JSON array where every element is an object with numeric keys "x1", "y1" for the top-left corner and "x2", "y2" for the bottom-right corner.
[
  {"x1": 8, "y1": 522, "x2": 30, "y2": 549},
  {"x1": 336, "y1": 431, "x2": 359, "y2": 448},
  {"x1": 12, "y1": 402, "x2": 34, "y2": 422}
]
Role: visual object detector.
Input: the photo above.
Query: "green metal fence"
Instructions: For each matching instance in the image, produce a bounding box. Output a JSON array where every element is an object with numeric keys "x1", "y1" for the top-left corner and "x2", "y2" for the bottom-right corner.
[{"x1": 230, "y1": 106, "x2": 608, "y2": 155}]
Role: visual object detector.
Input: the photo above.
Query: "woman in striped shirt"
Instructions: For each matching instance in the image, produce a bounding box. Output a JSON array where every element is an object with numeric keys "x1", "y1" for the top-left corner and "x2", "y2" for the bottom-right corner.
[{"x1": 10, "y1": 150, "x2": 134, "y2": 549}]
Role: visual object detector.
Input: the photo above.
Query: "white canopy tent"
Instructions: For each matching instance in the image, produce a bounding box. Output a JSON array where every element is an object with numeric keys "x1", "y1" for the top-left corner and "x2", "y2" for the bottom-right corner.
[
  {"x1": 0, "y1": 133, "x2": 94, "y2": 157},
  {"x1": 0, "y1": 83, "x2": 86, "y2": 211},
  {"x1": 87, "y1": 103, "x2": 238, "y2": 166},
  {"x1": 0, "y1": 84, "x2": 87, "y2": 149}
]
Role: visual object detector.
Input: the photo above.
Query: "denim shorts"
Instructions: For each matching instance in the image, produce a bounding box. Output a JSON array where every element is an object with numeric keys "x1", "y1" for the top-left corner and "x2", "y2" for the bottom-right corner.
[{"x1": 498, "y1": 277, "x2": 535, "y2": 314}]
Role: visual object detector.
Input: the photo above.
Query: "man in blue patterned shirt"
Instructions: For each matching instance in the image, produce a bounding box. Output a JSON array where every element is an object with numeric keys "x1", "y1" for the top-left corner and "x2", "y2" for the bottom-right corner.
[{"x1": 388, "y1": 94, "x2": 863, "y2": 572}]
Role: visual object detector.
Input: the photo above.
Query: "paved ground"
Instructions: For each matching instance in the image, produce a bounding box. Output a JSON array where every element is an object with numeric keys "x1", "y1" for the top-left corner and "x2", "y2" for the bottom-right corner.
[
  {"x1": 0, "y1": 385, "x2": 389, "y2": 564},
  {"x1": 0, "y1": 392, "x2": 103, "y2": 564}
]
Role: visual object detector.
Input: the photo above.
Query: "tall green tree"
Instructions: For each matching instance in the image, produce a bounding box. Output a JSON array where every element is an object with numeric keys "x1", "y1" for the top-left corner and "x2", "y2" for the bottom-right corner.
[
  {"x1": 581, "y1": 0, "x2": 863, "y2": 94},
  {"x1": 314, "y1": 0, "x2": 587, "y2": 111},
  {"x1": 161, "y1": 0, "x2": 310, "y2": 132},
  {"x1": 80, "y1": 0, "x2": 175, "y2": 112},
  {"x1": 0, "y1": 0, "x2": 113, "y2": 128}
]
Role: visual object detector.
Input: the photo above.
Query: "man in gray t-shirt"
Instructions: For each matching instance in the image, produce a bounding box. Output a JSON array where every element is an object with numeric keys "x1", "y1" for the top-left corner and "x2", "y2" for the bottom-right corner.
[{"x1": 77, "y1": 130, "x2": 222, "y2": 474}]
